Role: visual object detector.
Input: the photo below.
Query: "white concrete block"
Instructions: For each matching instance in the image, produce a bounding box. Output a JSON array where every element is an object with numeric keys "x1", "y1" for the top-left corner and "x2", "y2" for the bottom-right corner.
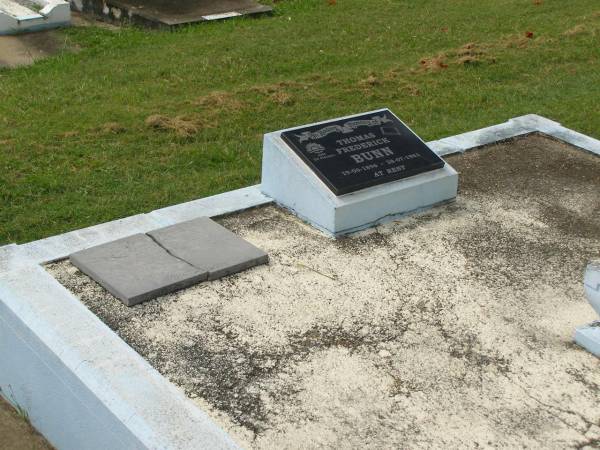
[
  {"x1": 584, "y1": 260, "x2": 600, "y2": 317},
  {"x1": 39, "y1": 0, "x2": 70, "y2": 25},
  {"x1": 261, "y1": 114, "x2": 458, "y2": 236},
  {"x1": 0, "y1": 0, "x2": 70, "y2": 35},
  {"x1": 573, "y1": 261, "x2": 600, "y2": 358}
]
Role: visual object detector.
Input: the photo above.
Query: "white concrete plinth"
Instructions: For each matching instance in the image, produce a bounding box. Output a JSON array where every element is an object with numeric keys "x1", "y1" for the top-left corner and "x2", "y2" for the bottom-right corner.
[
  {"x1": 261, "y1": 115, "x2": 458, "y2": 236},
  {"x1": 584, "y1": 260, "x2": 600, "y2": 316},
  {"x1": 574, "y1": 322, "x2": 600, "y2": 358}
]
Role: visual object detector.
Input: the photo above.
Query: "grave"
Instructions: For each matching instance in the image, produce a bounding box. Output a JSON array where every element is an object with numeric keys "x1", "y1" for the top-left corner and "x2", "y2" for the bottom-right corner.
[
  {"x1": 71, "y1": 0, "x2": 272, "y2": 28},
  {"x1": 70, "y1": 217, "x2": 268, "y2": 306},
  {"x1": 262, "y1": 109, "x2": 458, "y2": 236},
  {"x1": 47, "y1": 133, "x2": 600, "y2": 449},
  {"x1": 0, "y1": 0, "x2": 70, "y2": 35},
  {"x1": 70, "y1": 233, "x2": 208, "y2": 306}
]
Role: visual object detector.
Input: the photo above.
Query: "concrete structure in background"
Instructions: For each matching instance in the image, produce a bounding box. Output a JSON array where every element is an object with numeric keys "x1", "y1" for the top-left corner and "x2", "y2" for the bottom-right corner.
[
  {"x1": 0, "y1": 0, "x2": 69, "y2": 34},
  {"x1": 147, "y1": 217, "x2": 268, "y2": 281},
  {"x1": 70, "y1": 0, "x2": 271, "y2": 28}
]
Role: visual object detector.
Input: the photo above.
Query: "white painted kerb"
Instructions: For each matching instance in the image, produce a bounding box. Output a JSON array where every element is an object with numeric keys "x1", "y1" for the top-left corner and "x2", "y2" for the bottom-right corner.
[{"x1": 0, "y1": 114, "x2": 598, "y2": 449}]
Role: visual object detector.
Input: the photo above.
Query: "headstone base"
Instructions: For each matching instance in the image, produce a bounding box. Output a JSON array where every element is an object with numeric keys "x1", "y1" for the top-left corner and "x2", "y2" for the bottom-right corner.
[{"x1": 261, "y1": 123, "x2": 458, "y2": 237}]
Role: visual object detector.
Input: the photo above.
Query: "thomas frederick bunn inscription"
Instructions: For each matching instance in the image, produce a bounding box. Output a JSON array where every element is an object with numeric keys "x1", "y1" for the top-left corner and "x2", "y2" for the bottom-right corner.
[{"x1": 281, "y1": 109, "x2": 445, "y2": 195}]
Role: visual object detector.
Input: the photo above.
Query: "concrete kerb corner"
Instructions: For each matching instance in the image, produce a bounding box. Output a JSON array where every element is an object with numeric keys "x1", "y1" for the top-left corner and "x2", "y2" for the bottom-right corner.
[{"x1": 0, "y1": 114, "x2": 599, "y2": 449}]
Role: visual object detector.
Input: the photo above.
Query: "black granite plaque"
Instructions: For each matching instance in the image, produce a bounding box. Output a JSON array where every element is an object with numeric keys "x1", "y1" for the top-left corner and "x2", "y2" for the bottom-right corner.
[{"x1": 280, "y1": 109, "x2": 445, "y2": 195}]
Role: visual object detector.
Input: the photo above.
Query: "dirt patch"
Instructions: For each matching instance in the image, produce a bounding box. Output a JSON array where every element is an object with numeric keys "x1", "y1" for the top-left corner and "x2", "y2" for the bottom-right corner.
[
  {"x1": 70, "y1": 11, "x2": 120, "y2": 30},
  {"x1": 57, "y1": 130, "x2": 78, "y2": 139},
  {"x1": 415, "y1": 28, "x2": 554, "y2": 73},
  {"x1": 247, "y1": 81, "x2": 303, "y2": 95},
  {"x1": 358, "y1": 74, "x2": 380, "y2": 87},
  {"x1": 48, "y1": 135, "x2": 600, "y2": 448},
  {"x1": 501, "y1": 31, "x2": 538, "y2": 48},
  {"x1": 0, "y1": 395, "x2": 53, "y2": 449},
  {"x1": 0, "y1": 30, "x2": 69, "y2": 69},
  {"x1": 417, "y1": 42, "x2": 494, "y2": 72},
  {"x1": 244, "y1": 81, "x2": 300, "y2": 106},
  {"x1": 418, "y1": 53, "x2": 449, "y2": 71},
  {"x1": 99, "y1": 122, "x2": 126, "y2": 134},
  {"x1": 145, "y1": 114, "x2": 206, "y2": 137},
  {"x1": 454, "y1": 42, "x2": 490, "y2": 65}
]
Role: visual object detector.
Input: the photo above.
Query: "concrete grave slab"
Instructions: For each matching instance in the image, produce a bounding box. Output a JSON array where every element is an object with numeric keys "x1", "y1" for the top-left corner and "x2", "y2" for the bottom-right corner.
[
  {"x1": 148, "y1": 217, "x2": 269, "y2": 280},
  {"x1": 70, "y1": 233, "x2": 207, "y2": 306},
  {"x1": 0, "y1": 29, "x2": 69, "y2": 68}
]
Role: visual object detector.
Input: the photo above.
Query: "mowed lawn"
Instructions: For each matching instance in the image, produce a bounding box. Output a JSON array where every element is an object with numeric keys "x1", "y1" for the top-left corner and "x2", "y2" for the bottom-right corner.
[{"x1": 0, "y1": 0, "x2": 599, "y2": 244}]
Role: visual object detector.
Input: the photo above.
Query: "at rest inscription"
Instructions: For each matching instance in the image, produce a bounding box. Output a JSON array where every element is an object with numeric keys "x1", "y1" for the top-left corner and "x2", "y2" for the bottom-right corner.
[{"x1": 280, "y1": 109, "x2": 445, "y2": 195}]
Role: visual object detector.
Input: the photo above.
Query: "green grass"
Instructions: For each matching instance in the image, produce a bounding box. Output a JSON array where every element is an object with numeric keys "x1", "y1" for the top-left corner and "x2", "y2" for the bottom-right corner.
[{"x1": 1, "y1": 0, "x2": 599, "y2": 244}]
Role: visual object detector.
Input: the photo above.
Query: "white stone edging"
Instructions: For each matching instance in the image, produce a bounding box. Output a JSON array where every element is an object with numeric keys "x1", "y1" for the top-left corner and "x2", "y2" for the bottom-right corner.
[
  {"x1": 0, "y1": 114, "x2": 598, "y2": 450},
  {"x1": 0, "y1": 0, "x2": 70, "y2": 35}
]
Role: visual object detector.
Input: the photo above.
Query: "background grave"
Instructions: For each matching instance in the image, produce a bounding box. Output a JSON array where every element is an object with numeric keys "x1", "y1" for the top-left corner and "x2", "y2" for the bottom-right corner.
[{"x1": 72, "y1": 0, "x2": 272, "y2": 27}]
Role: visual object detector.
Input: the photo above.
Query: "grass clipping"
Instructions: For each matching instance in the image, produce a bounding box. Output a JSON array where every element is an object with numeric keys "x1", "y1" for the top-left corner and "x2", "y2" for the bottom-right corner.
[{"x1": 145, "y1": 114, "x2": 204, "y2": 138}]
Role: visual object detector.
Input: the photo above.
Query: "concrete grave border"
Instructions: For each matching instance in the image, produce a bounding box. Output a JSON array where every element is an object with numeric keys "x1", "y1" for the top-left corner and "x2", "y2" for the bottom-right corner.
[
  {"x1": 0, "y1": 114, "x2": 598, "y2": 450},
  {"x1": 0, "y1": 0, "x2": 70, "y2": 35}
]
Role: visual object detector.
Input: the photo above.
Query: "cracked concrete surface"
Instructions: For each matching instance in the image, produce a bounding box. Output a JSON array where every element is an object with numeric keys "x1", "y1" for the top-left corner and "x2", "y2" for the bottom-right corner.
[{"x1": 47, "y1": 134, "x2": 600, "y2": 449}]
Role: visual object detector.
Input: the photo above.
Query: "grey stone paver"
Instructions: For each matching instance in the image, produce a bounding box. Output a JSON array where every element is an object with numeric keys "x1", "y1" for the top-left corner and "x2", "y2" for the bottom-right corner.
[
  {"x1": 70, "y1": 233, "x2": 207, "y2": 306},
  {"x1": 148, "y1": 217, "x2": 269, "y2": 280}
]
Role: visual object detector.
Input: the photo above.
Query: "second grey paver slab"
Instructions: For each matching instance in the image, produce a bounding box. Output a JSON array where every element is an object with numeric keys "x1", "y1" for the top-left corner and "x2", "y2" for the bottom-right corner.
[
  {"x1": 147, "y1": 217, "x2": 268, "y2": 280},
  {"x1": 70, "y1": 233, "x2": 207, "y2": 306}
]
